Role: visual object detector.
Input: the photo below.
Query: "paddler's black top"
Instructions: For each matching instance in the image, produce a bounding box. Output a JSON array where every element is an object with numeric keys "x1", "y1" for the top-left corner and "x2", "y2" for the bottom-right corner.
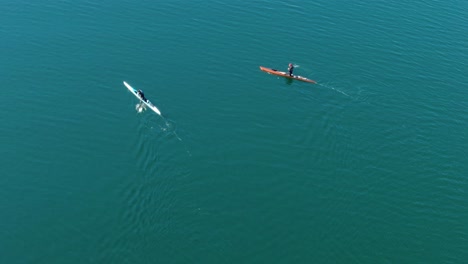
[
  {"x1": 137, "y1": 90, "x2": 147, "y2": 102},
  {"x1": 288, "y1": 63, "x2": 294, "y2": 76}
]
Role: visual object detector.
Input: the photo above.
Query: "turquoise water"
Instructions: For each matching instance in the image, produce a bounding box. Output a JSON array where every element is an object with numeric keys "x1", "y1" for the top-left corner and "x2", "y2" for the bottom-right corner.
[{"x1": 2, "y1": 0, "x2": 467, "y2": 263}]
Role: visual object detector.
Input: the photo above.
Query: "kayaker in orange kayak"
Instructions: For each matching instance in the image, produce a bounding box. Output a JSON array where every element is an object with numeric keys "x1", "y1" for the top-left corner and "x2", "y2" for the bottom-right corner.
[{"x1": 288, "y1": 63, "x2": 294, "y2": 76}]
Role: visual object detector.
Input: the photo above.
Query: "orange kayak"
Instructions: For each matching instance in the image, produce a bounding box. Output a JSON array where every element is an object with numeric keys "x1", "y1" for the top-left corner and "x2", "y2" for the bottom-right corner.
[{"x1": 259, "y1": 66, "x2": 316, "y2": 84}]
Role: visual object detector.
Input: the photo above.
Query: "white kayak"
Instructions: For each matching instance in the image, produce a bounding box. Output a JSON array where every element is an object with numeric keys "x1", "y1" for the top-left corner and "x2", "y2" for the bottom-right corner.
[{"x1": 123, "y1": 81, "x2": 161, "y2": 116}]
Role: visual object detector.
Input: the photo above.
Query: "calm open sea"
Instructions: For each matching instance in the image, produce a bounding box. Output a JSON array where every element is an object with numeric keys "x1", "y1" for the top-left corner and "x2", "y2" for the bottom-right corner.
[{"x1": 1, "y1": 0, "x2": 467, "y2": 263}]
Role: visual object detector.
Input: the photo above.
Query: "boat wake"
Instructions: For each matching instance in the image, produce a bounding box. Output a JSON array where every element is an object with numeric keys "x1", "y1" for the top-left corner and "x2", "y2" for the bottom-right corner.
[
  {"x1": 134, "y1": 102, "x2": 191, "y2": 155},
  {"x1": 162, "y1": 119, "x2": 192, "y2": 157},
  {"x1": 161, "y1": 119, "x2": 182, "y2": 140},
  {"x1": 318, "y1": 83, "x2": 351, "y2": 97},
  {"x1": 152, "y1": 117, "x2": 192, "y2": 157}
]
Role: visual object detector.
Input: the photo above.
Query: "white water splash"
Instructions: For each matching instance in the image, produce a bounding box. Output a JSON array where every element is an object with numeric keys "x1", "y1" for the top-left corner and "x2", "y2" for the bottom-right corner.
[{"x1": 136, "y1": 103, "x2": 146, "y2": 113}]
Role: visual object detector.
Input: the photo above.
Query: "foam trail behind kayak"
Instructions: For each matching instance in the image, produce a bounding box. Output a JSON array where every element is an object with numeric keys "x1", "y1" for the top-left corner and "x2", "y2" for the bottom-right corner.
[{"x1": 318, "y1": 83, "x2": 351, "y2": 97}]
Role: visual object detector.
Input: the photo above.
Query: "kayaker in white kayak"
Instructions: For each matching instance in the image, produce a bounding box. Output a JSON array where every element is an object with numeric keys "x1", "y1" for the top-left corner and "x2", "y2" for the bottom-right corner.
[{"x1": 288, "y1": 63, "x2": 294, "y2": 76}]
